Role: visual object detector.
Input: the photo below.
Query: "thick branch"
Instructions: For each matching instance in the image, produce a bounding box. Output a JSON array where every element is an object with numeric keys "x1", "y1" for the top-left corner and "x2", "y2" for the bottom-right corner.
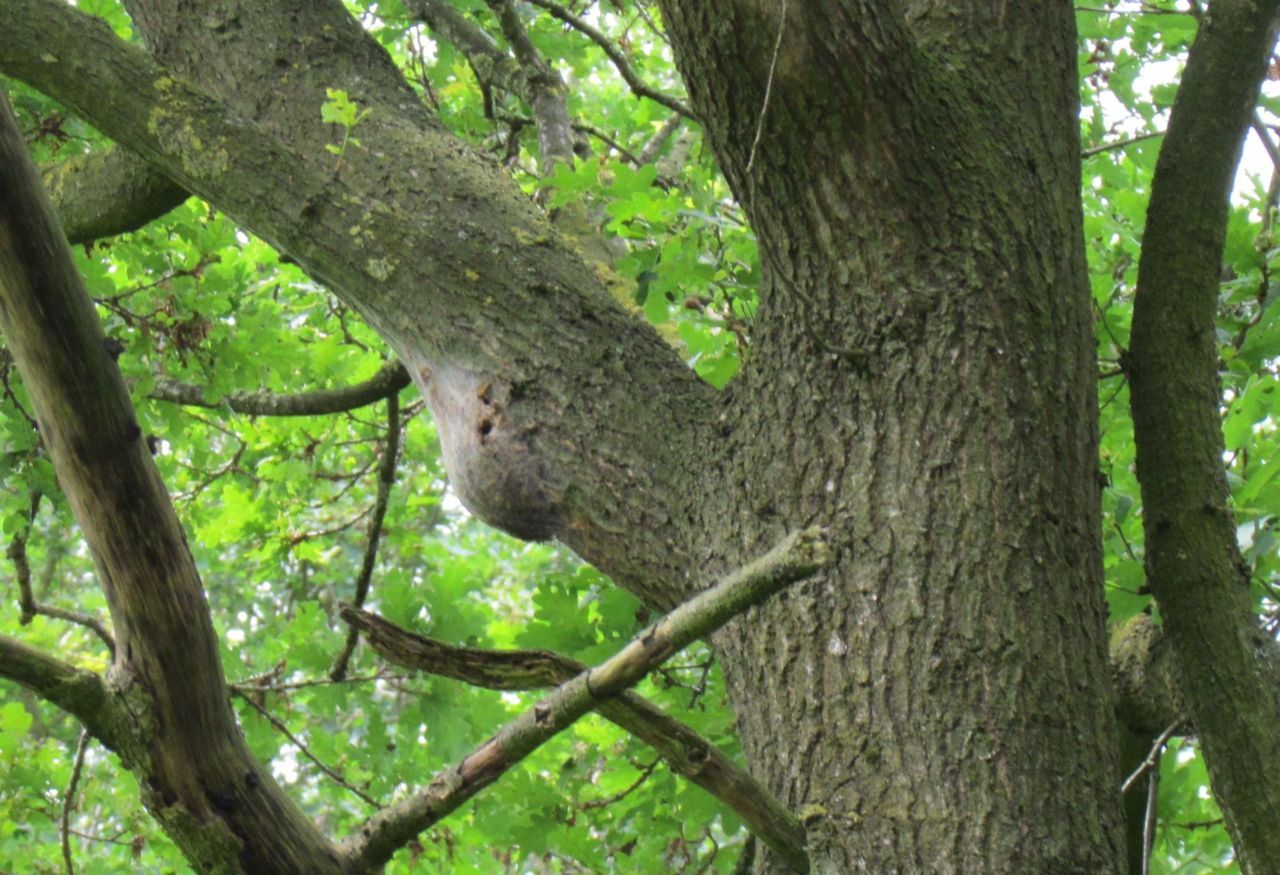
[
  {"x1": 0, "y1": 635, "x2": 123, "y2": 751},
  {"x1": 341, "y1": 604, "x2": 808, "y2": 870},
  {"x1": 43, "y1": 146, "x2": 186, "y2": 245},
  {"x1": 1, "y1": 0, "x2": 715, "y2": 606},
  {"x1": 0, "y1": 89, "x2": 340, "y2": 873},
  {"x1": 1129, "y1": 1, "x2": 1280, "y2": 869},
  {"x1": 342, "y1": 528, "x2": 829, "y2": 869},
  {"x1": 638, "y1": 113, "x2": 683, "y2": 166},
  {"x1": 149, "y1": 359, "x2": 410, "y2": 417}
]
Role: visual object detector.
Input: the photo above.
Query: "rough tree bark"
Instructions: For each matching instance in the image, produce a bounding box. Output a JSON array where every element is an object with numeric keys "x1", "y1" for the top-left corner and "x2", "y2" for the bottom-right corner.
[
  {"x1": 0, "y1": 91, "x2": 348, "y2": 874},
  {"x1": 1129, "y1": 1, "x2": 1280, "y2": 869},
  {"x1": 8, "y1": 0, "x2": 1275, "y2": 872},
  {"x1": 658, "y1": 3, "x2": 1122, "y2": 871}
]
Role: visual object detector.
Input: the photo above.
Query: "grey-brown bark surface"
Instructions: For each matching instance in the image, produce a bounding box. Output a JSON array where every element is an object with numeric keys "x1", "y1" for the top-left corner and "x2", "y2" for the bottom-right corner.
[
  {"x1": 11, "y1": 0, "x2": 1271, "y2": 872},
  {"x1": 658, "y1": 3, "x2": 1122, "y2": 871},
  {"x1": 1129, "y1": 1, "x2": 1280, "y2": 869},
  {"x1": 2, "y1": 0, "x2": 717, "y2": 607},
  {"x1": 43, "y1": 145, "x2": 187, "y2": 245},
  {"x1": 0, "y1": 91, "x2": 347, "y2": 874}
]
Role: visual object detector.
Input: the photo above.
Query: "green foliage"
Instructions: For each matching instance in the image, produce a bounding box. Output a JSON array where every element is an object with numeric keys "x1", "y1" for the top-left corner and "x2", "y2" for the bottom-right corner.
[
  {"x1": 321, "y1": 87, "x2": 371, "y2": 168},
  {"x1": 1, "y1": 0, "x2": 1276, "y2": 872},
  {"x1": 1151, "y1": 739, "x2": 1235, "y2": 872}
]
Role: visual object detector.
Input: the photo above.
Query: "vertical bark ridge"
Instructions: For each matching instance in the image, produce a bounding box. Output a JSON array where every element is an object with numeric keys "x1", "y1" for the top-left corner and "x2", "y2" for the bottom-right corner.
[{"x1": 663, "y1": 1, "x2": 1121, "y2": 870}]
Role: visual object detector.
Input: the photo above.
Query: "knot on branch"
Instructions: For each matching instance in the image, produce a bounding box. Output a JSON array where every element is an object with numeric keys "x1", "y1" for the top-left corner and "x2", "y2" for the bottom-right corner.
[{"x1": 416, "y1": 364, "x2": 561, "y2": 541}]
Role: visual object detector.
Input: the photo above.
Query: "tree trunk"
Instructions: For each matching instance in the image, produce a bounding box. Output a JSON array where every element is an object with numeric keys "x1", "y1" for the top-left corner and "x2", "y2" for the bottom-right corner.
[
  {"x1": 660, "y1": 2, "x2": 1125, "y2": 870},
  {"x1": 0, "y1": 1, "x2": 1131, "y2": 871}
]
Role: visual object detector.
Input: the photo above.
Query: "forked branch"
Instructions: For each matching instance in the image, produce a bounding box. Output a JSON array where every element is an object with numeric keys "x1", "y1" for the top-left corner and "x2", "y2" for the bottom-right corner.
[
  {"x1": 342, "y1": 603, "x2": 809, "y2": 870},
  {"x1": 0, "y1": 86, "x2": 341, "y2": 871},
  {"x1": 342, "y1": 527, "x2": 829, "y2": 870}
]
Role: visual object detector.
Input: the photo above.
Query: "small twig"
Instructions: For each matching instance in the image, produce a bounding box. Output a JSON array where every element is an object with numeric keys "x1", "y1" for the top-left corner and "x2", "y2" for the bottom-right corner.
[
  {"x1": 330, "y1": 393, "x2": 401, "y2": 680},
  {"x1": 579, "y1": 758, "x2": 660, "y2": 810},
  {"x1": 93, "y1": 255, "x2": 212, "y2": 306},
  {"x1": 9, "y1": 494, "x2": 116, "y2": 654},
  {"x1": 1099, "y1": 372, "x2": 1130, "y2": 412},
  {"x1": 285, "y1": 504, "x2": 376, "y2": 547},
  {"x1": 1112, "y1": 517, "x2": 1141, "y2": 564},
  {"x1": 62, "y1": 828, "x2": 135, "y2": 847},
  {"x1": 1093, "y1": 299, "x2": 1129, "y2": 362},
  {"x1": 234, "y1": 691, "x2": 381, "y2": 808},
  {"x1": 1252, "y1": 112, "x2": 1280, "y2": 170},
  {"x1": 696, "y1": 829, "x2": 720, "y2": 875},
  {"x1": 29, "y1": 604, "x2": 116, "y2": 654},
  {"x1": 60, "y1": 729, "x2": 89, "y2": 875},
  {"x1": 1142, "y1": 761, "x2": 1160, "y2": 875},
  {"x1": 522, "y1": 0, "x2": 695, "y2": 119},
  {"x1": 497, "y1": 113, "x2": 653, "y2": 168},
  {"x1": 0, "y1": 353, "x2": 38, "y2": 430},
  {"x1": 1076, "y1": 4, "x2": 1196, "y2": 15},
  {"x1": 1082, "y1": 129, "x2": 1166, "y2": 157},
  {"x1": 230, "y1": 671, "x2": 398, "y2": 694},
  {"x1": 732, "y1": 835, "x2": 756, "y2": 875},
  {"x1": 1121, "y1": 721, "x2": 1181, "y2": 794},
  {"x1": 573, "y1": 122, "x2": 644, "y2": 165}
]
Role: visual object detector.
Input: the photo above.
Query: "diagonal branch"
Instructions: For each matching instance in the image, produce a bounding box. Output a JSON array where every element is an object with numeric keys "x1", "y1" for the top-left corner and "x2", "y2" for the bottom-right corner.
[
  {"x1": 1081, "y1": 129, "x2": 1166, "y2": 157},
  {"x1": 523, "y1": 0, "x2": 695, "y2": 119},
  {"x1": 1128, "y1": 1, "x2": 1280, "y2": 869},
  {"x1": 233, "y1": 691, "x2": 381, "y2": 808},
  {"x1": 0, "y1": 86, "x2": 341, "y2": 872},
  {"x1": 0, "y1": 635, "x2": 124, "y2": 751},
  {"x1": 0, "y1": 0, "x2": 716, "y2": 603},
  {"x1": 341, "y1": 527, "x2": 829, "y2": 870},
  {"x1": 406, "y1": 0, "x2": 525, "y2": 95},
  {"x1": 341, "y1": 603, "x2": 809, "y2": 871},
  {"x1": 148, "y1": 359, "x2": 410, "y2": 417}
]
